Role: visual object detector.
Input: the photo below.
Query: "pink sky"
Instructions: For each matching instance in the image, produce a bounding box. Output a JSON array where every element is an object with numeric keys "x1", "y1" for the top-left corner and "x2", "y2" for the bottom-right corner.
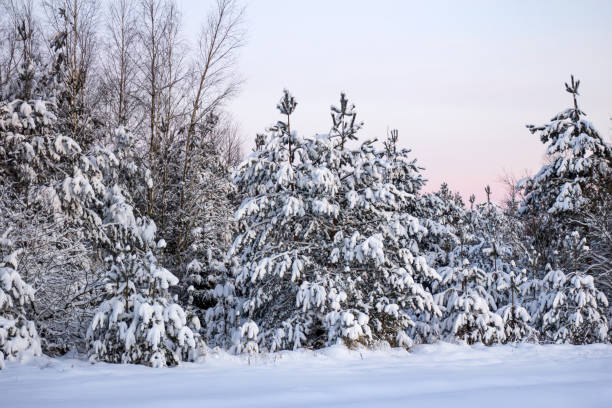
[{"x1": 183, "y1": 0, "x2": 612, "y2": 202}]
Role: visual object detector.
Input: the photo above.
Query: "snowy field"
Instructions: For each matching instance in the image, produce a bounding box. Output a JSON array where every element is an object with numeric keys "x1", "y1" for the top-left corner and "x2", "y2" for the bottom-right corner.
[{"x1": 1, "y1": 343, "x2": 611, "y2": 408}]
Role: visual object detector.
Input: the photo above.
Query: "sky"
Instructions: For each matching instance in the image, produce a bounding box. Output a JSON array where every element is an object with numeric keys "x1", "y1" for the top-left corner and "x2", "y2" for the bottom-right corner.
[{"x1": 181, "y1": 0, "x2": 612, "y2": 202}]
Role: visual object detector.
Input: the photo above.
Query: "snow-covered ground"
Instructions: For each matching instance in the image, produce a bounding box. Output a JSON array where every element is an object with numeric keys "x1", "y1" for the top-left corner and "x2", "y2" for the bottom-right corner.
[{"x1": 2, "y1": 343, "x2": 611, "y2": 408}]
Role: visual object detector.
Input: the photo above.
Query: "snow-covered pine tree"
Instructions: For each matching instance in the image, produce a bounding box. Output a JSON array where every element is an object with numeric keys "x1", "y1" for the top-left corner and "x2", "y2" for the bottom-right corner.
[
  {"x1": 435, "y1": 260, "x2": 505, "y2": 345},
  {"x1": 495, "y1": 264, "x2": 537, "y2": 343},
  {"x1": 0, "y1": 4, "x2": 41, "y2": 102},
  {"x1": 0, "y1": 229, "x2": 42, "y2": 369},
  {"x1": 223, "y1": 89, "x2": 324, "y2": 353},
  {"x1": 379, "y1": 129, "x2": 442, "y2": 344},
  {"x1": 416, "y1": 183, "x2": 465, "y2": 270},
  {"x1": 430, "y1": 189, "x2": 530, "y2": 345},
  {"x1": 380, "y1": 129, "x2": 426, "y2": 211},
  {"x1": 225, "y1": 91, "x2": 440, "y2": 353},
  {"x1": 527, "y1": 266, "x2": 609, "y2": 344},
  {"x1": 518, "y1": 76, "x2": 612, "y2": 296},
  {"x1": 463, "y1": 191, "x2": 525, "y2": 308},
  {"x1": 346, "y1": 134, "x2": 441, "y2": 349},
  {"x1": 87, "y1": 246, "x2": 203, "y2": 367},
  {"x1": 520, "y1": 76, "x2": 611, "y2": 216},
  {"x1": 403, "y1": 184, "x2": 468, "y2": 343},
  {"x1": 201, "y1": 257, "x2": 238, "y2": 349},
  {"x1": 435, "y1": 185, "x2": 538, "y2": 344},
  {"x1": 84, "y1": 122, "x2": 205, "y2": 367}
]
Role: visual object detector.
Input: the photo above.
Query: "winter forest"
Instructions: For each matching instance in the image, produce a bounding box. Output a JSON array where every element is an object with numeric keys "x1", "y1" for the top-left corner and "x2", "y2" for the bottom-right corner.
[{"x1": 0, "y1": 0, "x2": 611, "y2": 406}]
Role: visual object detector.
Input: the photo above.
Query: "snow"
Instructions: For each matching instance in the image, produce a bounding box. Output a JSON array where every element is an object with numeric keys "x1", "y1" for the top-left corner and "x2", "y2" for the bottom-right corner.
[
  {"x1": 1, "y1": 343, "x2": 611, "y2": 407},
  {"x1": 19, "y1": 102, "x2": 32, "y2": 117}
]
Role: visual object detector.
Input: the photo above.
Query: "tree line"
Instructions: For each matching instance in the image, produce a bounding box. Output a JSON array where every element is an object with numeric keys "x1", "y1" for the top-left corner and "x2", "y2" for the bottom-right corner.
[{"x1": 0, "y1": 0, "x2": 610, "y2": 369}]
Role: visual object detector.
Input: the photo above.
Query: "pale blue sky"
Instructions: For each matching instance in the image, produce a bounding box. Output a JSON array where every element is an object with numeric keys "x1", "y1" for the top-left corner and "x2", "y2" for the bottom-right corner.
[{"x1": 181, "y1": 0, "x2": 612, "y2": 201}]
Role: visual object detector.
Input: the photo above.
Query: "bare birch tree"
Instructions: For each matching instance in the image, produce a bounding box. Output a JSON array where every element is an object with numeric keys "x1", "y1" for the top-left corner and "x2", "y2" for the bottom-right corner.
[
  {"x1": 0, "y1": 0, "x2": 41, "y2": 100},
  {"x1": 176, "y1": 0, "x2": 244, "y2": 254},
  {"x1": 99, "y1": 0, "x2": 139, "y2": 129},
  {"x1": 43, "y1": 0, "x2": 100, "y2": 145}
]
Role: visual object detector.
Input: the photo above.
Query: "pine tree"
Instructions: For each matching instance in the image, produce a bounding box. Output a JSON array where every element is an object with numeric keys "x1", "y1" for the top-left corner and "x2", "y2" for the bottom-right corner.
[
  {"x1": 425, "y1": 188, "x2": 535, "y2": 345},
  {"x1": 520, "y1": 76, "x2": 611, "y2": 216},
  {"x1": 527, "y1": 266, "x2": 609, "y2": 344},
  {"x1": 380, "y1": 130, "x2": 442, "y2": 344},
  {"x1": 464, "y1": 191, "x2": 526, "y2": 309},
  {"x1": 224, "y1": 91, "x2": 439, "y2": 353},
  {"x1": 87, "y1": 247, "x2": 203, "y2": 367},
  {"x1": 435, "y1": 260, "x2": 505, "y2": 345},
  {"x1": 495, "y1": 265, "x2": 537, "y2": 343},
  {"x1": 519, "y1": 76, "x2": 612, "y2": 294},
  {"x1": 0, "y1": 230, "x2": 42, "y2": 369},
  {"x1": 416, "y1": 183, "x2": 465, "y2": 270}
]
